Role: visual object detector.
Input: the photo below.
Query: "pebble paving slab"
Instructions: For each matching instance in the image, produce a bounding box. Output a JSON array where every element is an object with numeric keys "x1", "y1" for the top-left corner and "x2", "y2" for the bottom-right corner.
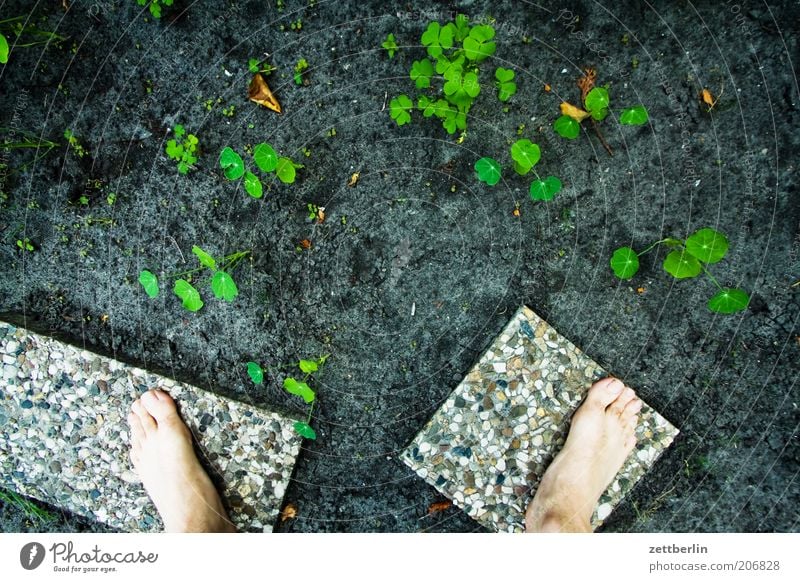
[
  {"x1": 0, "y1": 321, "x2": 303, "y2": 532},
  {"x1": 402, "y1": 306, "x2": 679, "y2": 532}
]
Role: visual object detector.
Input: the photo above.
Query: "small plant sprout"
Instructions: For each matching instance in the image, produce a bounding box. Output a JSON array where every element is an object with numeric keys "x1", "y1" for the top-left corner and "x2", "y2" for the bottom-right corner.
[
  {"x1": 248, "y1": 58, "x2": 276, "y2": 75},
  {"x1": 294, "y1": 58, "x2": 309, "y2": 85},
  {"x1": 137, "y1": 0, "x2": 174, "y2": 19},
  {"x1": 220, "y1": 144, "x2": 302, "y2": 194},
  {"x1": 165, "y1": 124, "x2": 199, "y2": 174},
  {"x1": 389, "y1": 95, "x2": 413, "y2": 126},
  {"x1": 474, "y1": 157, "x2": 502, "y2": 186},
  {"x1": 138, "y1": 246, "x2": 250, "y2": 312},
  {"x1": 381, "y1": 33, "x2": 398, "y2": 58},
  {"x1": 63, "y1": 129, "x2": 87, "y2": 158},
  {"x1": 495, "y1": 67, "x2": 517, "y2": 102},
  {"x1": 0, "y1": 32, "x2": 8, "y2": 64},
  {"x1": 610, "y1": 228, "x2": 750, "y2": 314},
  {"x1": 410, "y1": 58, "x2": 434, "y2": 89},
  {"x1": 16, "y1": 238, "x2": 34, "y2": 252},
  {"x1": 246, "y1": 355, "x2": 330, "y2": 440}
]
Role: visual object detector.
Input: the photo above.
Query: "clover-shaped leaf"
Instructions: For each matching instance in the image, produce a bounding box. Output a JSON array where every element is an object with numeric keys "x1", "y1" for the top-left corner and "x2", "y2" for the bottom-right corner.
[
  {"x1": 475, "y1": 157, "x2": 502, "y2": 186},
  {"x1": 211, "y1": 271, "x2": 238, "y2": 302},
  {"x1": 293, "y1": 421, "x2": 317, "y2": 440},
  {"x1": 553, "y1": 115, "x2": 580, "y2": 139},
  {"x1": 529, "y1": 176, "x2": 562, "y2": 201},
  {"x1": 610, "y1": 247, "x2": 640, "y2": 279},
  {"x1": 174, "y1": 279, "x2": 203, "y2": 312},
  {"x1": 246, "y1": 362, "x2": 264, "y2": 385},
  {"x1": 443, "y1": 69, "x2": 479, "y2": 107},
  {"x1": 442, "y1": 108, "x2": 466, "y2": 134},
  {"x1": 191, "y1": 245, "x2": 217, "y2": 270},
  {"x1": 663, "y1": 249, "x2": 701, "y2": 279},
  {"x1": 453, "y1": 13, "x2": 471, "y2": 42},
  {"x1": 253, "y1": 143, "x2": 278, "y2": 172},
  {"x1": 421, "y1": 21, "x2": 454, "y2": 59},
  {"x1": 510, "y1": 139, "x2": 540, "y2": 175},
  {"x1": 283, "y1": 377, "x2": 316, "y2": 403},
  {"x1": 410, "y1": 58, "x2": 434, "y2": 89},
  {"x1": 390, "y1": 94, "x2": 413, "y2": 126},
  {"x1": 463, "y1": 25, "x2": 496, "y2": 62},
  {"x1": 219, "y1": 147, "x2": 245, "y2": 180},
  {"x1": 138, "y1": 270, "x2": 159, "y2": 298},
  {"x1": 620, "y1": 105, "x2": 649, "y2": 125},
  {"x1": 495, "y1": 67, "x2": 517, "y2": 102},
  {"x1": 435, "y1": 54, "x2": 464, "y2": 77},
  {"x1": 707, "y1": 288, "x2": 750, "y2": 314},
  {"x1": 685, "y1": 228, "x2": 728, "y2": 264},
  {"x1": 244, "y1": 171, "x2": 263, "y2": 198},
  {"x1": 381, "y1": 33, "x2": 398, "y2": 58}
]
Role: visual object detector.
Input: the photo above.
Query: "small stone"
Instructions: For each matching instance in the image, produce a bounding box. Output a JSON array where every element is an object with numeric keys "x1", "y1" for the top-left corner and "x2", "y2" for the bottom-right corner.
[{"x1": 20, "y1": 399, "x2": 33, "y2": 409}]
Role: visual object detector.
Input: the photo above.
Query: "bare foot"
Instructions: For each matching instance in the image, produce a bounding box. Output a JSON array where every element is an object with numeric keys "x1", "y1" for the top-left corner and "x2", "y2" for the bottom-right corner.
[
  {"x1": 127, "y1": 389, "x2": 236, "y2": 532},
  {"x1": 525, "y1": 377, "x2": 641, "y2": 532}
]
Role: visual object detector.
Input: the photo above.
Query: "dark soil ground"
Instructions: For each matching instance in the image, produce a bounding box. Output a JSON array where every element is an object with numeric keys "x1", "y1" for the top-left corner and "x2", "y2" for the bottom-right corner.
[{"x1": 1, "y1": 0, "x2": 798, "y2": 533}]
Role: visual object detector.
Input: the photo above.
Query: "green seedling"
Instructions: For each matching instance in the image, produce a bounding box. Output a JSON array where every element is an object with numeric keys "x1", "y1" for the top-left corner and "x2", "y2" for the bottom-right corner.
[
  {"x1": 63, "y1": 129, "x2": 87, "y2": 158},
  {"x1": 16, "y1": 238, "x2": 34, "y2": 252},
  {"x1": 0, "y1": 32, "x2": 8, "y2": 64},
  {"x1": 554, "y1": 85, "x2": 648, "y2": 141},
  {"x1": 410, "y1": 58, "x2": 434, "y2": 89},
  {"x1": 220, "y1": 143, "x2": 303, "y2": 194},
  {"x1": 610, "y1": 228, "x2": 750, "y2": 314},
  {"x1": 495, "y1": 67, "x2": 517, "y2": 102},
  {"x1": 139, "y1": 246, "x2": 250, "y2": 312},
  {"x1": 137, "y1": 0, "x2": 173, "y2": 19},
  {"x1": 0, "y1": 15, "x2": 67, "y2": 64},
  {"x1": 294, "y1": 58, "x2": 309, "y2": 85},
  {"x1": 381, "y1": 33, "x2": 398, "y2": 58},
  {"x1": 474, "y1": 138, "x2": 563, "y2": 202},
  {"x1": 0, "y1": 488, "x2": 55, "y2": 524},
  {"x1": 390, "y1": 95, "x2": 413, "y2": 126},
  {"x1": 289, "y1": 19, "x2": 302, "y2": 31},
  {"x1": 246, "y1": 354, "x2": 329, "y2": 440},
  {"x1": 474, "y1": 157, "x2": 501, "y2": 186},
  {"x1": 248, "y1": 58, "x2": 276, "y2": 75},
  {"x1": 0, "y1": 128, "x2": 59, "y2": 175},
  {"x1": 165, "y1": 124, "x2": 199, "y2": 174}
]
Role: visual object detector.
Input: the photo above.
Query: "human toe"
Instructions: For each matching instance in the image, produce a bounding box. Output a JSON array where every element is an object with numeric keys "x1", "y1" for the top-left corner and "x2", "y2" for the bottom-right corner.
[
  {"x1": 140, "y1": 389, "x2": 180, "y2": 424},
  {"x1": 585, "y1": 377, "x2": 626, "y2": 409},
  {"x1": 608, "y1": 387, "x2": 637, "y2": 416},
  {"x1": 131, "y1": 398, "x2": 157, "y2": 433},
  {"x1": 620, "y1": 396, "x2": 643, "y2": 421}
]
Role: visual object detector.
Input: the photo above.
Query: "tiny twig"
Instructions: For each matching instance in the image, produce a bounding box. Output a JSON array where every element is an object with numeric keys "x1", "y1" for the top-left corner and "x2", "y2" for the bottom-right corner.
[
  {"x1": 592, "y1": 118, "x2": 613, "y2": 156},
  {"x1": 381, "y1": 91, "x2": 388, "y2": 112},
  {"x1": 167, "y1": 236, "x2": 185, "y2": 263}
]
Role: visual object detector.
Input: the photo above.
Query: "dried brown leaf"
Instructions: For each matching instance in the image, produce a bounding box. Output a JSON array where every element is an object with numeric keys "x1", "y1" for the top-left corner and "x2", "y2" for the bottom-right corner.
[
  {"x1": 427, "y1": 500, "x2": 453, "y2": 515},
  {"x1": 280, "y1": 502, "x2": 297, "y2": 522},
  {"x1": 248, "y1": 73, "x2": 282, "y2": 113},
  {"x1": 560, "y1": 101, "x2": 590, "y2": 122}
]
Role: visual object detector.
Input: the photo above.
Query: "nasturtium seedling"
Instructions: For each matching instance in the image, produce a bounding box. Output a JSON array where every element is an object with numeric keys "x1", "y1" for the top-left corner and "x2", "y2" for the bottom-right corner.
[
  {"x1": 219, "y1": 147, "x2": 245, "y2": 179},
  {"x1": 463, "y1": 25, "x2": 496, "y2": 62},
  {"x1": 529, "y1": 176, "x2": 562, "y2": 201},
  {"x1": 174, "y1": 279, "x2": 203, "y2": 312},
  {"x1": 495, "y1": 67, "x2": 517, "y2": 102},
  {"x1": 211, "y1": 271, "x2": 238, "y2": 301},
  {"x1": 685, "y1": 228, "x2": 728, "y2": 264},
  {"x1": 474, "y1": 157, "x2": 502, "y2": 186},
  {"x1": 275, "y1": 157, "x2": 298, "y2": 184},
  {"x1": 421, "y1": 21, "x2": 455, "y2": 59},
  {"x1": 510, "y1": 139, "x2": 541, "y2": 175},
  {"x1": 192, "y1": 245, "x2": 217, "y2": 270},
  {"x1": 585, "y1": 87, "x2": 610, "y2": 121},
  {"x1": 0, "y1": 33, "x2": 8, "y2": 64},
  {"x1": 609, "y1": 247, "x2": 640, "y2": 279},
  {"x1": 246, "y1": 361, "x2": 264, "y2": 384},
  {"x1": 381, "y1": 33, "x2": 398, "y2": 58},
  {"x1": 138, "y1": 270, "x2": 159, "y2": 298},
  {"x1": 708, "y1": 288, "x2": 750, "y2": 314},
  {"x1": 293, "y1": 421, "x2": 317, "y2": 440},
  {"x1": 283, "y1": 377, "x2": 315, "y2": 403},
  {"x1": 554, "y1": 115, "x2": 580, "y2": 139},
  {"x1": 253, "y1": 143, "x2": 278, "y2": 172},
  {"x1": 619, "y1": 105, "x2": 649, "y2": 125},
  {"x1": 663, "y1": 249, "x2": 702, "y2": 279},
  {"x1": 410, "y1": 58, "x2": 434, "y2": 89},
  {"x1": 299, "y1": 359, "x2": 319, "y2": 374},
  {"x1": 390, "y1": 95, "x2": 413, "y2": 126},
  {"x1": 244, "y1": 171, "x2": 263, "y2": 198}
]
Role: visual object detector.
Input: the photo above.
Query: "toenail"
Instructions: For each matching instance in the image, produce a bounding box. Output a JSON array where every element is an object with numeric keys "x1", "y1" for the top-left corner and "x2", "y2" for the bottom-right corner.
[{"x1": 608, "y1": 379, "x2": 625, "y2": 393}]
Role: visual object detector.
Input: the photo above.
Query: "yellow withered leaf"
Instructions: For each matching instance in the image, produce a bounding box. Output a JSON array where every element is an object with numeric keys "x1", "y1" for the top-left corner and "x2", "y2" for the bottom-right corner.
[
  {"x1": 248, "y1": 73, "x2": 282, "y2": 113},
  {"x1": 560, "y1": 101, "x2": 590, "y2": 122}
]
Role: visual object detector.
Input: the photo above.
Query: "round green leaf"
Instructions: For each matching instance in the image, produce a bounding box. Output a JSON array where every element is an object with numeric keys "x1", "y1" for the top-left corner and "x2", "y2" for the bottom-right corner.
[
  {"x1": 299, "y1": 359, "x2": 319, "y2": 374},
  {"x1": 510, "y1": 139, "x2": 541, "y2": 174},
  {"x1": 591, "y1": 107, "x2": 609, "y2": 121},
  {"x1": 0, "y1": 33, "x2": 9, "y2": 64},
  {"x1": 211, "y1": 271, "x2": 238, "y2": 301},
  {"x1": 610, "y1": 247, "x2": 640, "y2": 280},
  {"x1": 174, "y1": 279, "x2": 204, "y2": 311},
  {"x1": 219, "y1": 147, "x2": 244, "y2": 180},
  {"x1": 553, "y1": 115, "x2": 580, "y2": 139},
  {"x1": 619, "y1": 105, "x2": 649, "y2": 125},
  {"x1": 585, "y1": 87, "x2": 609, "y2": 112},
  {"x1": 293, "y1": 421, "x2": 317, "y2": 440},
  {"x1": 275, "y1": 157, "x2": 297, "y2": 184},
  {"x1": 191, "y1": 245, "x2": 217, "y2": 270},
  {"x1": 474, "y1": 157, "x2": 502, "y2": 186},
  {"x1": 244, "y1": 171, "x2": 263, "y2": 198},
  {"x1": 283, "y1": 377, "x2": 315, "y2": 403},
  {"x1": 253, "y1": 143, "x2": 278, "y2": 172},
  {"x1": 138, "y1": 270, "x2": 159, "y2": 298},
  {"x1": 685, "y1": 228, "x2": 728, "y2": 264},
  {"x1": 246, "y1": 361, "x2": 264, "y2": 385},
  {"x1": 707, "y1": 288, "x2": 750, "y2": 314},
  {"x1": 529, "y1": 176, "x2": 562, "y2": 201},
  {"x1": 663, "y1": 249, "x2": 702, "y2": 279}
]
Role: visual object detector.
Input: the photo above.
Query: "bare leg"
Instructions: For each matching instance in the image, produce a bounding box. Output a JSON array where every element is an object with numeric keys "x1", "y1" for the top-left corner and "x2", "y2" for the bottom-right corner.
[
  {"x1": 128, "y1": 389, "x2": 236, "y2": 532},
  {"x1": 525, "y1": 377, "x2": 641, "y2": 533}
]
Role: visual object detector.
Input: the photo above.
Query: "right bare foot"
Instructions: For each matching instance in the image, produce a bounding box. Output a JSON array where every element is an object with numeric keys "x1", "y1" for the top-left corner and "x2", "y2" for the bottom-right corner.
[
  {"x1": 525, "y1": 377, "x2": 642, "y2": 532},
  {"x1": 128, "y1": 389, "x2": 236, "y2": 533}
]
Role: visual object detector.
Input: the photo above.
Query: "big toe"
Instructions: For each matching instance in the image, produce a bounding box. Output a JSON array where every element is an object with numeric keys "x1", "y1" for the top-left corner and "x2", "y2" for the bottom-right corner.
[
  {"x1": 140, "y1": 389, "x2": 180, "y2": 424},
  {"x1": 584, "y1": 377, "x2": 626, "y2": 409}
]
